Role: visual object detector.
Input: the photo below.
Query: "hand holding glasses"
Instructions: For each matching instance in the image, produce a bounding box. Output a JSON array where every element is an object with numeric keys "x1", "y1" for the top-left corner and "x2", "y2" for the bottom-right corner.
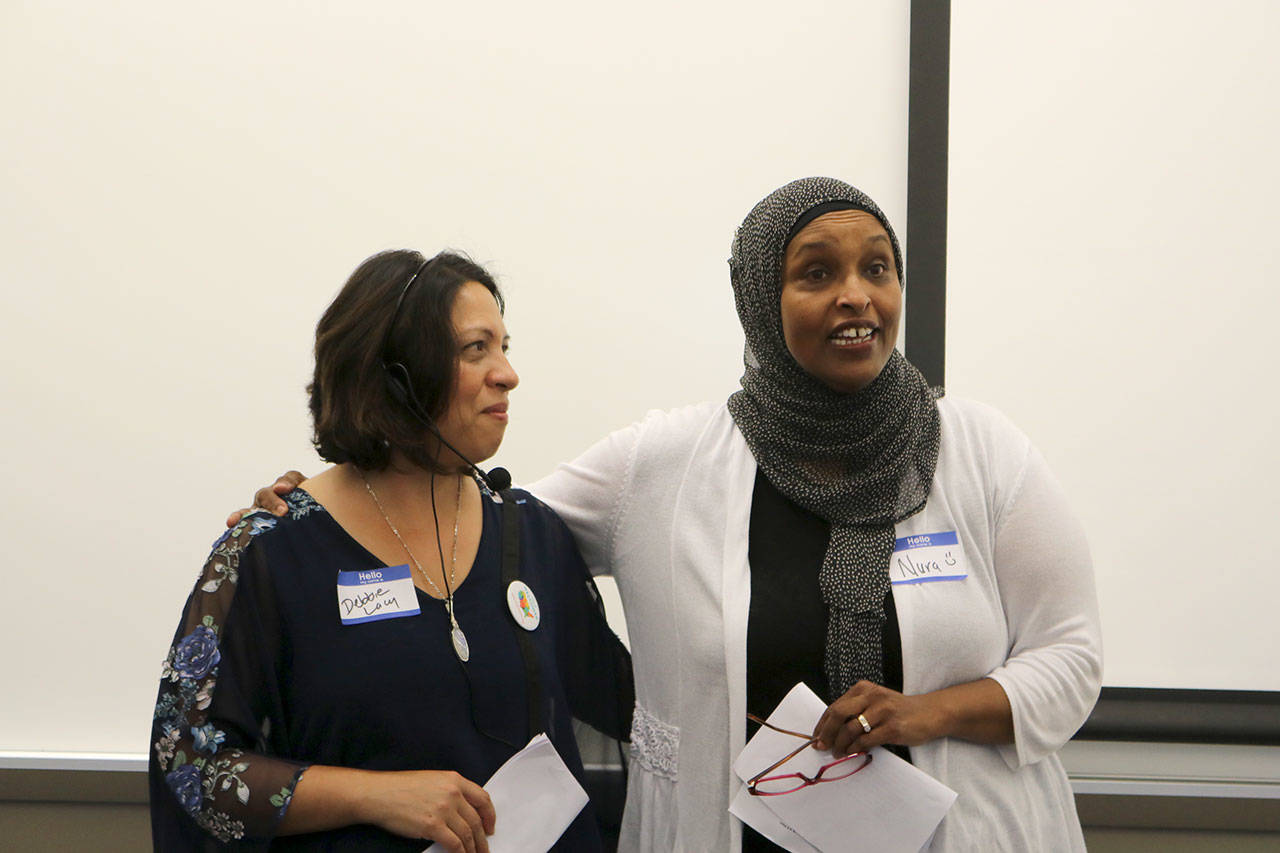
[{"x1": 745, "y1": 713, "x2": 873, "y2": 796}]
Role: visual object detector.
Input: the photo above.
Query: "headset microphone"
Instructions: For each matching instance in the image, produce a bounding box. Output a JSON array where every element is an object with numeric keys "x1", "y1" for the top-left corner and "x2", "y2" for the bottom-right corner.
[{"x1": 484, "y1": 467, "x2": 512, "y2": 492}]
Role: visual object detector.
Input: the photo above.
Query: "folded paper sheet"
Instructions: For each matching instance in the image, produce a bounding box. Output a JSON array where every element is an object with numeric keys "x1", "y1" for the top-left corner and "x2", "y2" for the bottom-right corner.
[
  {"x1": 424, "y1": 733, "x2": 588, "y2": 853},
  {"x1": 730, "y1": 784, "x2": 822, "y2": 852},
  {"x1": 731, "y1": 683, "x2": 957, "y2": 853}
]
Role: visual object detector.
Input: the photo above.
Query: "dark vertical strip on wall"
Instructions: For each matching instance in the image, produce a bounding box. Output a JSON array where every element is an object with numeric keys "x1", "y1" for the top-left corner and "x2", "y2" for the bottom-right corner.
[{"x1": 905, "y1": 0, "x2": 951, "y2": 388}]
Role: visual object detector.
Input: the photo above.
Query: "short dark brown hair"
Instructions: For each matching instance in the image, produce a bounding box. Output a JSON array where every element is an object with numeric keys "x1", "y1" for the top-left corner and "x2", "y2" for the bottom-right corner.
[{"x1": 308, "y1": 249, "x2": 503, "y2": 471}]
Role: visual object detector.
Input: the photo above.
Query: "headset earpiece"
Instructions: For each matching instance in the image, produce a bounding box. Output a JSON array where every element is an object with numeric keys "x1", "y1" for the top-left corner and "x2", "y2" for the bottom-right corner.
[{"x1": 384, "y1": 361, "x2": 414, "y2": 409}]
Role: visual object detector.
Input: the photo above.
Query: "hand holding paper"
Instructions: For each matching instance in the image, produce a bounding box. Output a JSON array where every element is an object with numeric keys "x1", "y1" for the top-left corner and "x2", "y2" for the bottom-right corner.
[
  {"x1": 424, "y1": 734, "x2": 588, "y2": 853},
  {"x1": 731, "y1": 683, "x2": 956, "y2": 853}
]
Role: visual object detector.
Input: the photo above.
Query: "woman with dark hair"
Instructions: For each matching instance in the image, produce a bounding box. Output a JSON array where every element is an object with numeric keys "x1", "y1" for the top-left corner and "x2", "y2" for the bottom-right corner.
[
  {"x1": 151, "y1": 250, "x2": 631, "y2": 851},
  {"x1": 243, "y1": 179, "x2": 1101, "y2": 851}
]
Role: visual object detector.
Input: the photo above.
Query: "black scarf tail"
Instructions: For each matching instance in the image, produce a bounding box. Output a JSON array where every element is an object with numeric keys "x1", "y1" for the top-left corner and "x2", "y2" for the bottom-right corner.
[{"x1": 819, "y1": 523, "x2": 895, "y2": 698}]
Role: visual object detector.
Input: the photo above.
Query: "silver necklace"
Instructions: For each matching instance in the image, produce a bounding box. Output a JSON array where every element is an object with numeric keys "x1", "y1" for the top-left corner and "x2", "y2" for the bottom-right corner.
[{"x1": 361, "y1": 471, "x2": 469, "y2": 662}]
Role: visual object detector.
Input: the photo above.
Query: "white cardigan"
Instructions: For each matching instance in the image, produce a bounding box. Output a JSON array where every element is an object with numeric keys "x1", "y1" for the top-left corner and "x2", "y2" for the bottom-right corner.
[{"x1": 532, "y1": 397, "x2": 1102, "y2": 852}]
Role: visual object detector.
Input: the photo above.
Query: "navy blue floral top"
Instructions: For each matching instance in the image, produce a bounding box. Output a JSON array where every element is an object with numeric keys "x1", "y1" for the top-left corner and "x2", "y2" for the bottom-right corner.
[{"x1": 150, "y1": 486, "x2": 632, "y2": 850}]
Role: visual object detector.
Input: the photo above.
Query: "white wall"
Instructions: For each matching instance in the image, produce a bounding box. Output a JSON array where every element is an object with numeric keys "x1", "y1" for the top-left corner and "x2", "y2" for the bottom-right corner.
[
  {"x1": 948, "y1": 1, "x2": 1280, "y2": 690},
  {"x1": 0, "y1": 1, "x2": 910, "y2": 754}
]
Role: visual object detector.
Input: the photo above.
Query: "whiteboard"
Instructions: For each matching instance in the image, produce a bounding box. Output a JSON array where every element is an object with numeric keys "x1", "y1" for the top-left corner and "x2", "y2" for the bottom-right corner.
[
  {"x1": 0, "y1": 1, "x2": 910, "y2": 754},
  {"x1": 947, "y1": 1, "x2": 1280, "y2": 691}
]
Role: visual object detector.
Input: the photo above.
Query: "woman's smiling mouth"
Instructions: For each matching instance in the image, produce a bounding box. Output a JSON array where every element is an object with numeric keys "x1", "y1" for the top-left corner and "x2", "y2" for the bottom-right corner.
[{"x1": 829, "y1": 326, "x2": 878, "y2": 347}]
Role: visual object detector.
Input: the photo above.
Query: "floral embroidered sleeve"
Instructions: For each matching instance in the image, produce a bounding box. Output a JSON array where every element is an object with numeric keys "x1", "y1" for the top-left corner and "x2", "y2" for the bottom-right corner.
[{"x1": 149, "y1": 512, "x2": 309, "y2": 846}]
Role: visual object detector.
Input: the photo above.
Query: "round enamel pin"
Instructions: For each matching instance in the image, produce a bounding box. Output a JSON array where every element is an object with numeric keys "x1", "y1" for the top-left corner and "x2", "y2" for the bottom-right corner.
[{"x1": 506, "y1": 580, "x2": 541, "y2": 631}]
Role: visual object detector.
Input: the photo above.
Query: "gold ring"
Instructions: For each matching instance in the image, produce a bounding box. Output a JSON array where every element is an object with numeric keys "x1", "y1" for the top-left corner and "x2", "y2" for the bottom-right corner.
[{"x1": 857, "y1": 713, "x2": 872, "y2": 733}]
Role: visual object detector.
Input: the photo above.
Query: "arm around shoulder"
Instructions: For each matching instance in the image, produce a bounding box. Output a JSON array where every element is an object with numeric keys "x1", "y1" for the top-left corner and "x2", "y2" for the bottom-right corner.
[{"x1": 527, "y1": 417, "x2": 645, "y2": 573}]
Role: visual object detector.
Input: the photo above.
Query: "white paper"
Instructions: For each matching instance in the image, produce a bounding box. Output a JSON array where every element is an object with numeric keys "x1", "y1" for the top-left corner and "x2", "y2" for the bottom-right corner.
[
  {"x1": 732, "y1": 683, "x2": 957, "y2": 853},
  {"x1": 729, "y1": 785, "x2": 821, "y2": 852},
  {"x1": 424, "y1": 733, "x2": 588, "y2": 853}
]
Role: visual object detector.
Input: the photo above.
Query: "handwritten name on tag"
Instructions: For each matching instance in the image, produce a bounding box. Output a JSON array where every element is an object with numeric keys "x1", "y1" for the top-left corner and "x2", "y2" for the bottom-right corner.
[
  {"x1": 337, "y1": 564, "x2": 421, "y2": 625},
  {"x1": 890, "y1": 531, "x2": 968, "y2": 585}
]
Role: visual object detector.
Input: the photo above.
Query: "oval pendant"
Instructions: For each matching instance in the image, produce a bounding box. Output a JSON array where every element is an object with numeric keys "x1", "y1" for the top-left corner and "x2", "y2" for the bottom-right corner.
[{"x1": 451, "y1": 624, "x2": 470, "y2": 662}]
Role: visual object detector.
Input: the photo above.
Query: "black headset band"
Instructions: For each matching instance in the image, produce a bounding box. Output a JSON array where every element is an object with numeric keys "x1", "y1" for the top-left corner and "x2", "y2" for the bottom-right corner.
[{"x1": 380, "y1": 255, "x2": 433, "y2": 366}]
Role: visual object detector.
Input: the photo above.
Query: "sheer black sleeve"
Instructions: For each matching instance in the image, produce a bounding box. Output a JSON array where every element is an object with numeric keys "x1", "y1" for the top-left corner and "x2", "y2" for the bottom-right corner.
[
  {"x1": 149, "y1": 513, "x2": 308, "y2": 847},
  {"x1": 555, "y1": 520, "x2": 635, "y2": 741}
]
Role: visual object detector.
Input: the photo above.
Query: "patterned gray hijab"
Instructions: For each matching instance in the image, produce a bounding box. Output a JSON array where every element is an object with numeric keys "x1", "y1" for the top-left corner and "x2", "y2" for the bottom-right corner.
[{"x1": 726, "y1": 177, "x2": 942, "y2": 699}]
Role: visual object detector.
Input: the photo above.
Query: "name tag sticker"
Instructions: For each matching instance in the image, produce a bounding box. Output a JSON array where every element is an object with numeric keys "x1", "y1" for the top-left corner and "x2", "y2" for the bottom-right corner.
[
  {"x1": 337, "y1": 564, "x2": 421, "y2": 625},
  {"x1": 890, "y1": 531, "x2": 968, "y2": 585}
]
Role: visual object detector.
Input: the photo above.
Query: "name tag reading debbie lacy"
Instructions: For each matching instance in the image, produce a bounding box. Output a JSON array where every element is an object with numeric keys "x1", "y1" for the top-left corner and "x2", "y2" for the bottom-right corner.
[
  {"x1": 336, "y1": 564, "x2": 421, "y2": 625},
  {"x1": 889, "y1": 532, "x2": 968, "y2": 585}
]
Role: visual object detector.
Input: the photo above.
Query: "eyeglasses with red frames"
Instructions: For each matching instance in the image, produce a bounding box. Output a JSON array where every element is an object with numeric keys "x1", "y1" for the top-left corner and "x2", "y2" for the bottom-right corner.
[{"x1": 745, "y1": 713, "x2": 873, "y2": 796}]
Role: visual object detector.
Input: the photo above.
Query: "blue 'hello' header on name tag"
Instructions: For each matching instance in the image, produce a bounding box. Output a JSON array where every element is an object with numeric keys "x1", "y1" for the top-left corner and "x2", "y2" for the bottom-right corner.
[{"x1": 893, "y1": 530, "x2": 959, "y2": 552}]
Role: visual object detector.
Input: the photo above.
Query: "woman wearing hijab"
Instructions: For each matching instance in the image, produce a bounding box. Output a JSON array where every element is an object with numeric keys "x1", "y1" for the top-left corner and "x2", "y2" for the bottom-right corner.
[{"x1": 241, "y1": 178, "x2": 1101, "y2": 851}]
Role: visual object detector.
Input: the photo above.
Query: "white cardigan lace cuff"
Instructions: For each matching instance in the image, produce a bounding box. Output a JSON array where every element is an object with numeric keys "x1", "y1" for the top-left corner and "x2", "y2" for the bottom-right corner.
[{"x1": 629, "y1": 702, "x2": 679, "y2": 780}]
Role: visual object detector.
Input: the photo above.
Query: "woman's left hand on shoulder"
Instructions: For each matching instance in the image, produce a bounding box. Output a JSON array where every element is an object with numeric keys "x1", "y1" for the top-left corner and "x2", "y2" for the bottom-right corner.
[{"x1": 812, "y1": 680, "x2": 945, "y2": 757}]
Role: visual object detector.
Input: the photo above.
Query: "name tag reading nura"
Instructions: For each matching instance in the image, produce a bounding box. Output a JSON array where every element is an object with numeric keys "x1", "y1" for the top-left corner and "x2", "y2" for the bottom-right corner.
[
  {"x1": 889, "y1": 531, "x2": 968, "y2": 585},
  {"x1": 336, "y1": 564, "x2": 421, "y2": 625}
]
